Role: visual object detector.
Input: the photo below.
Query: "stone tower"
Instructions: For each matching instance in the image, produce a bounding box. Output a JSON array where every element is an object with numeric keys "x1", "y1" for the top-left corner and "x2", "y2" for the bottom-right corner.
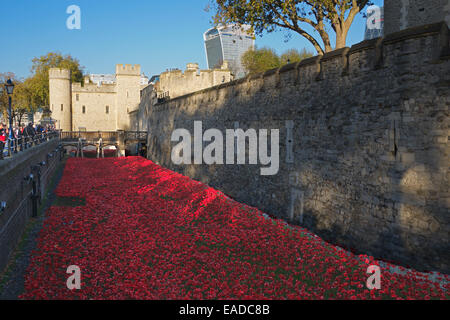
[
  {"x1": 384, "y1": 0, "x2": 450, "y2": 35},
  {"x1": 49, "y1": 68, "x2": 72, "y2": 131},
  {"x1": 115, "y1": 64, "x2": 141, "y2": 130}
]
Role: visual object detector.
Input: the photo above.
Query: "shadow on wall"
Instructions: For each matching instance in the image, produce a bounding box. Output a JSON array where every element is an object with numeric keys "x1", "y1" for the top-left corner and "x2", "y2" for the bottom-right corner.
[{"x1": 144, "y1": 22, "x2": 450, "y2": 274}]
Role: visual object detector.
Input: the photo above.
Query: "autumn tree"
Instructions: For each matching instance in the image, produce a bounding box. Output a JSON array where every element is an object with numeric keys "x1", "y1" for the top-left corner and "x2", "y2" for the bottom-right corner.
[
  {"x1": 211, "y1": 0, "x2": 372, "y2": 55},
  {"x1": 12, "y1": 79, "x2": 34, "y2": 126},
  {"x1": 28, "y1": 52, "x2": 84, "y2": 109},
  {"x1": 280, "y1": 48, "x2": 313, "y2": 64},
  {"x1": 0, "y1": 73, "x2": 20, "y2": 124},
  {"x1": 241, "y1": 47, "x2": 313, "y2": 75},
  {"x1": 1, "y1": 53, "x2": 83, "y2": 126},
  {"x1": 242, "y1": 47, "x2": 281, "y2": 75},
  {"x1": 0, "y1": 74, "x2": 36, "y2": 127}
]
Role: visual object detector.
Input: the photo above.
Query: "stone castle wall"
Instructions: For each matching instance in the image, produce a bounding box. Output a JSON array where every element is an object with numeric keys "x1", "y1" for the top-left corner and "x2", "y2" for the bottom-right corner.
[
  {"x1": 49, "y1": 64, "x2": 143, "y2": 132},
  {"x1": 385, "y1": 0, "x2": 450, "y2": 35},
  {"x1": 72, "y1": 82, "x2": 117, "y2": 131},
  {"x1": 143, "y1": 23, "x2": 450, "y2": 273},
  {"x1": 116, "y1": 64, "x2": 142, "y2": 130},
  {"x1": 49, "y1": 69, "x2": 72, "y2": 132},
  {"x1": 157, "y1": 63, "x2": 233, "y2": 99},
  {"x1": 0, "y1": 140, "x2": 61, "y2": 272}
]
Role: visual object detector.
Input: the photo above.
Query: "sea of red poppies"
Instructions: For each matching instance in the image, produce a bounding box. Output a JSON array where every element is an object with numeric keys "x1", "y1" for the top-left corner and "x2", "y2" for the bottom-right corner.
[{"x1": 20, "y1": 157, "x2": 449, "y2": 300}]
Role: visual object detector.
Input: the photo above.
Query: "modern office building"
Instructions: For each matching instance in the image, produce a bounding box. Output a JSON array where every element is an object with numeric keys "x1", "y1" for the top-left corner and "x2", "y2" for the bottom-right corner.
[
  {"x1": 364, "y1": 6, "x2": 384, "y2": 40},
  {"x1": 204, "y1": 24, "x2": 255, "y2": 79}
]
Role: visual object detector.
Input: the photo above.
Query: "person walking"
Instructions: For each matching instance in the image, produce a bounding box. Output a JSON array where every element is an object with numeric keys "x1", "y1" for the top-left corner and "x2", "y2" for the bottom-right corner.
[
  {"x1": 0, "y1": 129, "x2": 5, "y2": 159},
  {"x1": 25, "y1": 122, "x2": 36, "y2": 137},
  {"x1": 0, "y1": 128, "x2": 6, "y2": 143}
]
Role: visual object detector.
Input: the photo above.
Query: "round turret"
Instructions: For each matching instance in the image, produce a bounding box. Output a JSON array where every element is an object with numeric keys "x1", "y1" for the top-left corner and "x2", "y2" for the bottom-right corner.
[{"x1": 49, "y1": 68, "x2": 72, "y2": 131}]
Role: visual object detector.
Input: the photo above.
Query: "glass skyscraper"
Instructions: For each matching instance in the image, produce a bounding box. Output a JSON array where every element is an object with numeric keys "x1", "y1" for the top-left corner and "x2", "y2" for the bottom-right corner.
[{"x1": 204, "y1": 24, "x2": 255, "y2": 79}]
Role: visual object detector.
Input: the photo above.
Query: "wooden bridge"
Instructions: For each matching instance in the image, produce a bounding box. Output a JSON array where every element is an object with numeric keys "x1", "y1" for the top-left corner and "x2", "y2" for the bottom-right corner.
[{"x1": 60, "y1": 131, "x2": 148, "y2": 158}]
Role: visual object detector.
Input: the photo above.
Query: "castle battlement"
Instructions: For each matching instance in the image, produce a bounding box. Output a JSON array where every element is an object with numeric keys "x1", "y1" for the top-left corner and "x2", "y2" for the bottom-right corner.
[
  {"x1": 154, "y1": 22, "x2": 449, "y2": 104},
  {"x1": 49, "y1": 68, "x2": 71, "y2": 80},
  {"x1": 116, "y1": 64, "x2": 141, "y2": 76},
  {"x1": 162, "y1": 69, "x2": 183, "y2": 76},
  {"x1": 72, "y1": 82, "x2": 116, "y2": 93},
  {"x1": 49, "y1": 63, "x2": 143, "y2": 132},
  {"x1": 158, "y1": 63, "x2": 233, "y2": 99}
]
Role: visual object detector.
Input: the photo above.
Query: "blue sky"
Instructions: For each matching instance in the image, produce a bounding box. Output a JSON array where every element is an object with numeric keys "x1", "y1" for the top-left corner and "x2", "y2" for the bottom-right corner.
[{"x1": 0, "y1": 0, "x2": 383, "y2": 79}]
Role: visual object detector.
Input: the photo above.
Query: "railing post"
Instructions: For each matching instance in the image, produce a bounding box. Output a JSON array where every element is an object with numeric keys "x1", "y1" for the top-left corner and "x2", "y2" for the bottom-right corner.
[
  {"x1": 79, "y1": 138, "x2": 84, "y2": 159},
  {"x1": 117, "y1": 130, "x2": 125, "y2": 157},
  {"x1": 8, "y1": 139, "x2": 12, "y2": 157},
  {"x1": 31, "y1": 178, "x2": 38, "y2": 218},
  {"x1": 32, "y1": 165, "x2": 43, "y2": 204},
  {"x1": 97, "y1": 138, "x2": 102, "y2": 159}
]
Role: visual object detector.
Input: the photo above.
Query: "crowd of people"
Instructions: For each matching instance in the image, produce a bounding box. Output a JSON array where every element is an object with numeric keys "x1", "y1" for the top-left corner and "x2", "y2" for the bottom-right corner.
[{"x1": 0, "y1": 122, "x2": 57, "y2": 145}]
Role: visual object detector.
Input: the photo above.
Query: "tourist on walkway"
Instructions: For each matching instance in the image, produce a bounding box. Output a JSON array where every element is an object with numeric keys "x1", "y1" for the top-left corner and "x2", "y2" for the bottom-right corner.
[
  {"x1": 0, "y1": 129, "x2": 6, "y2": 142},
  {"x1": 24, "y1": 122, "x2": 36, "y2": 137}
]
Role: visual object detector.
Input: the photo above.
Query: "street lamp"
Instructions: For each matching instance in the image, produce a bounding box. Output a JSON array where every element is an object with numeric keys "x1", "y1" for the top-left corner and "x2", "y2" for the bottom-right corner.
[{"x1": 4, "y1": 79, "x2": 15, "y2": 141}]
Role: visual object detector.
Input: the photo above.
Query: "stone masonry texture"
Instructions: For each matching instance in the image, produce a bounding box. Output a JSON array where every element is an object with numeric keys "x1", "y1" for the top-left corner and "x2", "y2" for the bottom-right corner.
[
  {"x1": 0, "y1": 140, "x2": 60, "y2": 272},
  {"x1": 385, "y1": 0, "x2": 450, "y2": 35},
  {"x1": 143, "y1": 22, "x2": 450, "y2": 274}
]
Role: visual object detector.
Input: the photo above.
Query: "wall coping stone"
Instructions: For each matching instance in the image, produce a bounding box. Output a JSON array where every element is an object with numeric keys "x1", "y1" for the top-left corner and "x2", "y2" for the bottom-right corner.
[
  {"x1": 321, "y1": 47, "x2": 350, "y2": 62},
  {"x1": 383, "y1": 21, "x2": 447, "y2": 45},
  {"x1": 153, "y1": 22, "x2": 448, "y2": 107}
]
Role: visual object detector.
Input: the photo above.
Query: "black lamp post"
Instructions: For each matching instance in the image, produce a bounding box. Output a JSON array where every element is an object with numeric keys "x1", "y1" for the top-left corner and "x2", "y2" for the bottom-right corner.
[{"x1": 5, "y1": 79, "x2": 15, "y2": 141}]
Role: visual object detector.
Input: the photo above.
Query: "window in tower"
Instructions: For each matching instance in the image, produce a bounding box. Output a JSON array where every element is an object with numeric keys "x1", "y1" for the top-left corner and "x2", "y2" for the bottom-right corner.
[
  {"x1": 61, "y1": 104, "x2": 64, "y2": 111},
  {"x1": 82, "y1": 106, "x2": 86, "y2": 114},
  {"x1": 106, "y1": 106, "x2": 109, "y2": 114}
]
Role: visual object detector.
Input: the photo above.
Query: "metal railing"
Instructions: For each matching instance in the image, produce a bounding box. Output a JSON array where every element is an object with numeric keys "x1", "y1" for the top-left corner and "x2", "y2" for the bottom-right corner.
[
  {"x1": 0, "y1": 143, "x2": 64, "y2": 272},
  {"x1": 124, "y1": 131, "x2": 148, "y2": 141},
  {"x1": 71, "y1": 138, "x2": 119, "y2": 159},
  {"x1": 60, "y1": 131, "x2": 119, "y2": 142},
  {"x1": 0, "y1": 131, "x2": 60, "y2": 160},
  {"x1": 60, "y1": 131, "x2": 147, "y2": 143}
]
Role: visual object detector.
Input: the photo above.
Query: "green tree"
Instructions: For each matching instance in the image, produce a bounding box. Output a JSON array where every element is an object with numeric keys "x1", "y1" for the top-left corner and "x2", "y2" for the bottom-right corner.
[
  {"x1": 0, "y1": 73, "x2": 20, "y2": 124},
  {"x1": 280, "y1": 48, "x2": 313, "y2": 65},
  {"x1": 12, "y1": 79, "x2": 34, "y2": 126},
  {"x1": 211, "y1": 0, "x2": 371, "y2": 55},
  {"x1": 241, "y1": 47, "x2": 313, "y2": 75},
  {"x1": 241, "y1": 47, "x2": 281, "y2": 75},
  {"x1": 0, "y1": 75, "x2": 36, "y2": 127},
  {"x1": 28, "y1": 52, "x2": 84, "y2": 109}
]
